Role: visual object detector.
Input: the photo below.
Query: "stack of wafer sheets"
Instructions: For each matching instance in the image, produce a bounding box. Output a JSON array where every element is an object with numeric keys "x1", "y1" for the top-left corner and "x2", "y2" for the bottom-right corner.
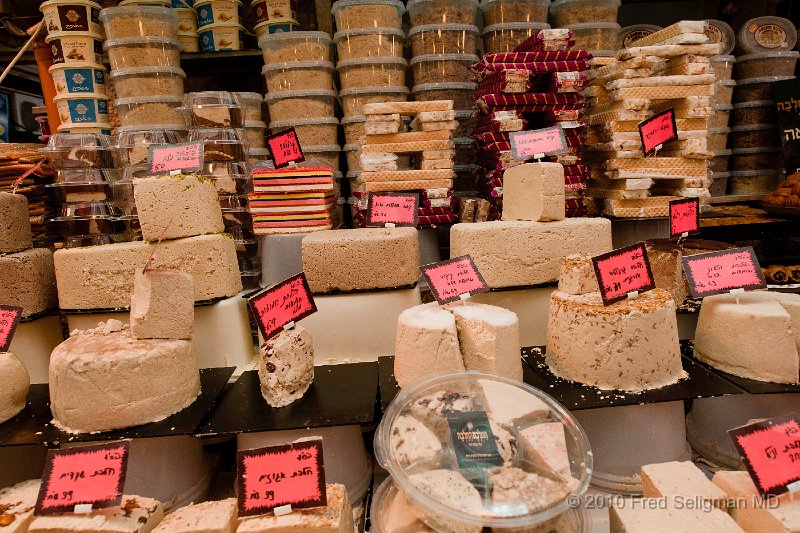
[
  {"x1": 583, "y1": 21, "x2": 722, "y2": 217},
  {"x1": 0, "y1": 143, "x2": 56, "y2": 245},
  {"x1": 470, "y1": 29, "x2": 590, "y2": 220}
]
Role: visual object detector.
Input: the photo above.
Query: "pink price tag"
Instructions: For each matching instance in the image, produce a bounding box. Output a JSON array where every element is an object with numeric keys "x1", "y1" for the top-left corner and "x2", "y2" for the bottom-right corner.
[
  {"x1": 681, "y1": 246, "x2": 767, "y2": 298},
  {"x1": 147, "y1": 142, "x2": 203, "y2": 174},
  {"x1": 237, "y1": 439, "x2": 326, "y2": 517},
  {"x1": 248, "y1": 273, "x2": 317, "y2": 340},
  {"x1": 267, "y1": 128, "x2": 305, "y2": 169},
  {"x1": 592, "y1": 243, "x2": 656, "y2": 305},
  {"x1": 669, "y1": 197, "x2": 700, "y2": 237},
  {"x1": 0, "y1": 305, "x2": 23, "y2": 352},
  {"x1": 729, "y1": 412, "x2": 800, "y2": 496},
  {"x1": 35, "y1": 442, "x2": 130, "y2": 515},
  {"x1": 366, "y1": 192, "x2": 419, "y2": 227},
  {"x1": 420, "y1": 255, "x2": 489, "y2": 305},
  {"x1": 638, "y1": 108, "x2": 678, "y2": 156},
  {"x1": 509, "y1": 125, "x2": 568, "y2": 161}
]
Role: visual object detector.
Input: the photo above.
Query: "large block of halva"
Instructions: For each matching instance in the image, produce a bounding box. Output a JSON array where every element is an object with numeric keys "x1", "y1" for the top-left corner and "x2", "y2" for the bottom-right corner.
[
  {"x1": 0, "y1": 247, "x2": 57, "y2": 317},
  {"x1": 0, "y1": 192, "x2": 32, "y2": 253},
  {"x1": 130, "y1": 269, "x2": 194, "y2": 340},
  {"x1": 501, "y1": 163, "x2": 565, "y2": 222}
]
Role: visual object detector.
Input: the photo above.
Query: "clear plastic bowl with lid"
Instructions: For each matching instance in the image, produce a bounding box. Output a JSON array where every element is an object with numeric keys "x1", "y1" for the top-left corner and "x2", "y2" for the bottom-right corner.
[
  {"x1": 566, "y1": 22, "x2": 620, "y2": 52},
  {"x1": 375, "y1": 372, "x2": 592, "y2": 532},
  {"x1": 734, "y1": 51, "x2": 800, "y2": 80},
  {"x1": 269, "y1": 117, "x2": 339, "y2": 147},
  {"x1": 47, "y1": 169, "x2": 112, "y2": 203},
  {"x1": 337, "y1": 56, "x2": 408, "y2": 90},
  {"x1": 412, "y1": 82, "x2": 476, "y2": 110},
  {"x1": 40, "y1": 0, "x2": 102, "y2": 34},
  {"x1": 331, "y1": 0, "x2": 405, "y2": 31},
  {"x1": 99, "y1": 6, "x2": 178, "y2": 39},
  {"x1": 737, "y1": 16, "x2": 797, "y2": 55},
  {"x1": 407, "y1": 0, "x2": 478, "y2": 26},
  {"x1": 235, "y1": 91, "x2": 263, "y2": 121},
  {"x1": 550, "y1": 0, "x2": 620, "y2": 26},
  {"x1": 710, "y1": 54, "x2": 735, "y2": 81},
  {"x1": 113, "y1": 128, "x2": 182, "y2": 165},
  {"x1": 104, "y1": 37, "x2": 181, "y2": 69},
  {"x1": 339, "y1": 85, "x2": 409, "y2": 116},
  {"x1": 481, "y1": 22, "x2": 550, "y2": 54},
  {"x1": 261, "y1": 60, "x2": 335, "y2": 93},
  {"x1": 114, "y1": 95, "x2": 185, "y2": 128},
  {"x1": 480, "y1": 0, "x2": 549, "y2": 26},
  {"x1": 409, "y1": 54, "x2": 478, "y2": 86},
  {"x1": 706, "y1": 19, "x2": 735, "y2": 56},
  {"x1": 189, "y1": 128, "x2": 247, "y2": 161},
  {"x1": 184, "y1": 91, "x2": 243, "y2": 128},
  {"x1": 732, "y1": 75, "x2": 794, "y2": 103},
  {"x1": 258, "y1": 31, "x2": 332, "y2": 64},
  {"x1": 107, "y1": 66, "x2": 185, "y2": 98},
  {"x1": 333, "y1": 27, "x2": 405, "y2": 60},
  {"x1": 408, "y1": 24, "x2": 479, "y2": 56},
  {"x1": 263, "y1": 89, "x2": 337, "y2": 121}
]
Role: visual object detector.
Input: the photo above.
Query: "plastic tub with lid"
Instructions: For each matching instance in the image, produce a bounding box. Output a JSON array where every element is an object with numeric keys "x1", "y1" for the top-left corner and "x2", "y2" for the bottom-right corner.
[
  {"x1": 732, "y1": 100, "x2": 777, "y2": 125},
  {"x1": 566, "y1": 22, "x2": 620, "y2": 52},
  {"x1": 341, "y1": 115, "x2": 366, "y2": 145},
  {"x1": 269, "y1": 117, "x2": 339, "y2": 147},
  {"x1": 732, "y1": 75, "x2": 794, "y2": 104},
  {"x1": 734, "y1": 51, "x2": 800, "y2": 80},
  {"x1": 247, "y1": 146, "x2": 271, "y2": 165},
  {"x1": 708, "y1": 104, "x2": 732, "y2": 129},
  {"x1": 200, "y1": 161, "x2": 251, "y2": 194},
  {"x1": 114, "y1": 95, "x2": 185, "y2": 128},
  {"x1": 344, "y1": 143, "x2": 362, "y2": 171},
  {"x1": 49, "y1": 63, "x2": 107, "y2": 98},
  {"x1": 412, "y1": 82, "x2": 476, "y2": 110},
  {"x1": 618, "y1": 24, "x2": 660, "y2": 49},
  {"x1": 54, "y1": 95, "x2": 109, "y2": 126},
  {"x1": 709, "y1": 171, "x2": 729, "y2": 196},
  {"x1": 177, "y1": 33, "x2": 200, "y2": 52},
  {"x1": 408, "y1": 24, "x2": 478, "y2": 56},
  {"x1": 258, "y1": 31, "x2": 332, "y2": 64},
  {"x1": 195, "y1": 0, "x2": 242, "y2": 28},
  {"x1": 730, "y1": 146, "x2": 784, "y2": 172},
  {"x1": 407, "y1": 0, "x2": 478, "y2": 26},
  {"x1": 480, "y1": 0, "x2": 549, "y2": 26},
  {"x1": 184, "y1": 91, "x2": 243, "y2": 128},
  {"x1": 331, "y1": 0, "x2": 404, "y2": 31},
  {"x1": 707, "y1": 127, "x2": 730, "y2": 152},
  {"x1": 729, "y1": 123, "x2": 781, "y2": 149},
  {"x1": 99, "y1": 6, "x2": 178, "y2": 39},
  {"x1": 375, "y1": 372, "x2": 592, "y2": 531},
  {"x1": 337, "y1": 56, "x2": 407, "y2": 90},
  {"x1": 261, "y1": 60, "x2": 335, "y2": 93},
  {"x1": 706, "y1": 19, "x2": 735, "y2": 55},
  {"x1": 40, "y1": 0, "x2": 101, "y2": 34},
  {"x1": 115, "y1": 122, "x2": 189, "y2": 142},
  {"x1": 713, "y1": 79, "x2": 735, "y2": 107},
  {"x1": 302, "y1": 144, "x2": 341, "y2": 171},
  {"x1": 47, "y1": 169, "x2": 111, "y2": 203},
  {"x1": 737, "y1": 16, "x2": 797, "y2": 54},
  {"x1": 481, "y1": 22, "x2": 550, "y2": 54},
  {"x1": 104, "y1": 36, "x2": 181, "y2": 69},
  {"x1": 253, "y1": 20, "x2": 298, "y2": 40},
  {"x1": 339, "y1": 85, "x2": 409, "y2": 116},
  {"x1": 709, "y1": 149, "x2": 731, "y2": 172},
  {"x1": 409, "y1": 53, "x2": 477, "y2": 86},
  {"x1": 263, "y1": 89, "x2": 337, "y2": 121},
  {"x1": 46, "y1": 31, "x2": 104, "y2": 66},
  {"x1": 242, "y1": 120, "x2": 266, "y2": 149},
  {"x1": 107, "y1": 66, "x2": 185, "y2": 98},
  {"x1": 333, "y1": 27, "x2": 405, "y2": 60},
  {"x1": 189, "y1": 128, "x2": 247, "y2": 161},
  {"x1": 113, "y1": 129, "x2": 182, "y2": 166},
  {"x1": 198, "y1": 23, "x2": 246, "y2": 51},
  {"x1": 550, "y1": 0, "x2": 620, "y2": 27},
  {"x1": 729, "y1": 168, "x2": 784, "y2": 195},
  {"x1": 251, "y1": 0, "x2": 298, "y2": 27},
  {"x1": 175, "y1": 7, "x2": 198, "y2": 33},
  {"x1": 235, "y1": 91, "x2": 263, "y2": 121},
  {"x1": 709, "y1": 54, "x2": 735, "y2": 81},
  {"x1": 56, "y1": 124, "x2": 112, "y2": 135}
]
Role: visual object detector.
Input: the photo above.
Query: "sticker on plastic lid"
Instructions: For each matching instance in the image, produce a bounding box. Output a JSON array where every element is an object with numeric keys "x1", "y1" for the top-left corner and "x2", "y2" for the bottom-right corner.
[
  {"x1": 669, "y1": 197, "x2": 700, "y2": 238},
  {"x1": 366, "y1": 192, "x2": 419, "y2": 227},
  {"x1": 266, "y1": 128, "x2": 305, "y2": 169},
  {"x1": 0, "y1": 305, "x2": 23, "y2": 352},
  {"x1": 592, "y1": 242, "x2": 656, "y2": 306},
  {"x1": 728, "y1": 412, "x2": 800, "y2": 496},
  {"x1": 681, "y1": 246, "x2": 767, "y2": 298},
  {"x1": 248, "y1": 272, "x2": 317, "y2": 340},
  {"x1": 148, "y1": 142, "x2": 203, "y2": 174},
  {"x1": 509, "y1": 125, "x2": 568, "y2": 161},
  {"x1": 236, "y1": 439, "x2": 326, "y2": 517},
  {"x1": 639, "y1": 108, "x2": 678, "y2": 156},
  {"x1": 35, "y1": 441, "x2": 130, "y2": 516},
  {"x1": 447, "y1": 411, "x2": 503, "y2": 470},
  {"x1": 420, "y1": 255, "x2": 489, "y2": 305}
]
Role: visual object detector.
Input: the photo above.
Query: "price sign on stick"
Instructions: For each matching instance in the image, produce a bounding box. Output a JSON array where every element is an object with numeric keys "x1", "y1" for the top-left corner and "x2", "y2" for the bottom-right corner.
[
  {"x1": 681, "y1": 246, "x2": 767, "y2": 298},
  {"x1": 420, "y1": 255, "x2": 489, "y2": 305},
  {"x1": 237, "y1": 439, "x2": 326, "y2": 517},
  {"x1": 267, "y1": 128, "x2": 305, "y2": 169},
  {"x1": 35, "y1": 441, "x2": 130, "y2": 515},
  {"x1": 638, "y1": 108, "x2": 678, "y2": 156},
  {"x1": 510, "y1": 125, "x2": 568, "y2": 161},
  {"x1": 248, "y1": 273, "x2": 317, "y2": 340},
  {"x1": 669, "y1": 197, "x2": 700, "y2": 238},
  {"x1": 592, "y1": 243, "x2": 656, "y2": 305},
  {"x1": 0, "y1": 305, "x2": 22, "y2": 352},
  {"x1": 366, "y1": 192, "x2": 419, "y2": 227},
  {"x1": 728, "y1": 412, "x2": 800, "y2": 497},
  {"x1": 148, "y1": 142, "x2": 203, "y2": 174}
]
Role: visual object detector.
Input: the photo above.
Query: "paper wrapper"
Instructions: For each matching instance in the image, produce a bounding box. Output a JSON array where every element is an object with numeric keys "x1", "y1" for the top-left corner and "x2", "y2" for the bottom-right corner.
[{"x1": 514, "y1": 30, "x2": 575, "y2": 53}]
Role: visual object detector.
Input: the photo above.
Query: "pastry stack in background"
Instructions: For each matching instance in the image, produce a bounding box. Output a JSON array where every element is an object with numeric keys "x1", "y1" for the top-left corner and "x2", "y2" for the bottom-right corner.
[
  {"x1": 583, "y1": 21, "x2": 720, "y2": 217},
  {"x1": 470, "y1": 29, "x2": 591, "y2": 221},
  {"x1": 0, "y1": 144, "x2": 56, "y2": 245}
]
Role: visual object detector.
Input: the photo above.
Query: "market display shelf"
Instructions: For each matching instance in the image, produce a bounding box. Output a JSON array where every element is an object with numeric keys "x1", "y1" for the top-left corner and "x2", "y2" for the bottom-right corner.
[
  {"x1": 0, "y1": 367, "x2": 234, "y2": 447},
  {"x1": 707, "y1": 194, "x2": 767, "y2": 205}
]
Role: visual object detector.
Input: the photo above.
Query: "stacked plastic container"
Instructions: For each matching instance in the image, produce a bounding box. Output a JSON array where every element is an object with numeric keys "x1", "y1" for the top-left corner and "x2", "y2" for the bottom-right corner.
[
  {"x1": 705, "y1": 19, "x2": 736, "y2": 197},
  {"x1": 549, "y1": 0, "x2": 621, "y2": 58},
  {"x1": 480, "y1": 0, "x2": 550, "y2": 53},
  {"x1": 236, "y1": 91, "x2": 267, "y2": 163},
  {"x1": 40, "y1": 0, "x2": 110, "y2": 134},
  {"x1": 251, "y1": 0, "x2": 299, "y2": 38},
  {"x1": 196, "y1": 0, "x2": 247, "y2": 52},
  {"x1": 184, "y1": 91, "x2": 260, "y2": 288},
  {"x1": 729, "y1": 16, "x2": 798, "y2": 197},
  {"x1": 172, "y1": 0, "x2": 200, "y2": 53}
]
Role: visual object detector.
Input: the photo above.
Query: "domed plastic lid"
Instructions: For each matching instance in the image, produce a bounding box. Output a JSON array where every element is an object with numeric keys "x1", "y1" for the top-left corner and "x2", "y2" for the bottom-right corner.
[
  {"x1": 340, "y1": 115, "x2": 366, "y2": 125},
  {"x1": 262, "y1": 89, "x2": 338, "y2": 103},
  {"x1": 736, "y1": 50, "x2": 800, "y2": 63},
  {"x1": 738, "y1": 16, "x2": 798, "y2": 54},
  {"x1": 735, "y1": 75, "x2": 795, "y2": 86},
  {"x1": 114, "y1": 129, "x2": 181, "y2": 148},
  {"x1": 333, "y1": 27, "x2": 405, "y2": 43},
  {"x1": 374, "y1": 372, "x2": 592, "y2": 530},
  {"x1": 732, "y1": 100, "x2": 774, "y2": 109},
  {"x1": 409, "y1": 23, "x2": 480, "y2": 37},
  {"x1": 43, "y1": 132, "x2": 112, "y2": 151},
  {"x1": 261, "y1": 60, "x2": 334, "y2": 74},
  {"x1": 331, "y1": 0, "x2": 404, "y2": 16},
  {"x1": 618, "y1": 24, "x2": 661, "y2": 48},
  {"x1": 409, "y1": 53, "x2": 480, "y2": 66},
  {"x1": 235, "y1": 91, "x2": 263, "y2": 102},
  {"x1": 257, "y1": 31, "x2": 331, "y2": 50},
  {"x1": 481, "y1": 22, "x2": 550, "y2": 36},
  {"x1": 338, "y1": 85, "x2": 410, "y2": 97},
  {"x1": 550, "y1": 0, "x2": 620, "y2": 15},
  {"x1": 412, "y1": 82, "x2": 477, "y2": 92},
  {"x1": 184, "y1": 90, "x2": 241, "y2": 108},
  {"x1": 269, "y1": 117, "x2": 338, "y2": 128},
  {"x1": 706, "y1": 19, "x2": 735, "y2": 55}
]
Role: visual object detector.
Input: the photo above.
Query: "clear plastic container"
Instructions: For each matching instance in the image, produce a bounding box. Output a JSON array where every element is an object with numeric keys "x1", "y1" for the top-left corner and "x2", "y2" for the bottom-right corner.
[
  {"x1": 184, "y1": 91, "x2": 243, "y2": 128},
  {"x1": 480, "y1": 0, "x2": 549, "y2": 26},
  {"x1": 408, "y1": 24, "x2": 478, "y2": 56},
  {"x1": 258, "y1": 31, "x2": 332, "y2": 64},
  {"x1": 713, "y1": 79, "x2": 735, "y2": 107},
  {"x1": 174, "y1": 7, "x2": 197, "y2": 33},
  {"x1": 734, "y1": 51, "x2": 800, "y2": 79},
  {"x1": 263, "y1": 89, "x2": 337, "y2": 121},
  {"x1": 54, "y1": 95, "x2": 110, "y2": 126},
  {"x1": 261, "y1": 60, "x2": 335, "y2": 93},
  {"x1": 104, "y1": 36, "x2": 181, "y2": 69},
  {"x1": 618, "y1": 24, "x2": 660, "y2": 48},
  {"x1": 99, "y1": 6, "x2": 178, "y2": 39},
  {"x1": 337, "y1": 56, "x2": 407, "y2": 90},
  {"x1": 729, "y1": 124, "x2": 780, "y2": 149},
  {"x1": 453, "y1": 137, "x2": 476, "y2": 165},
  {"x1": 113, "y1": 128, "x2": 182, "y2": 165},
  {"x1": 737, "y1": 16, "x2": 797, "y2": 54},
  {"x1": 302, "y1": 144, "x2": 341, "y2": 171},
  {"x1": 374, "y1": 372, "x2": 592, "y2": 531},
  {"x1": 710, "y1": 149, "x2": 731, "y2": 172},
  {"x1": 48, "y1": 179, "x2": 111, "y2": 203},
  {"x1": 269, "y1": 117, "x2": 339, "y2": 147},
  {"x1": 710, "y1": 54, "x2": 735, "y2": 80},
  {"x1": 708, "y1": 104, "x2": 732, "y2": 129},
  {"x1": 706, "y1": 19, "x2": 735, "y2": 56},
  {"x1": 732, "y1": 100, "x2": 777, "y2": 125},
  {"x1": 115, "y1": 122, "x2": 189, "y2": 141},
  {"x1": 481, "y1": 22, "x2": 550, "y2": 54},
  {"x1": 49, "y1": 63, "x2": 107, "y2": 98},
  {"x1": 407, "y1": 0, "x2": 478, "y2": 26},
  {"x1": 412, "y1": 82, "x2": 476, "y2": 110},
  {"x1": 729, "y1": 168, "x2": 784, "y2": 195},
  {"x1": 40, "y1": 0, "x2": 102, "y2": 34},
  {"x1": 56, "y1": 123, "x2": 112, "y2": 135},
  {"x1": 107, "y1": 66, "x2": 185, "y2": 98},
  {"x1": 730, "y1": 147, "x2": 784, "y2": 171},
  {"x1": 53, "y1": 167, "x2": 110, "y2": 184},
  {"x1": 454, "y1": 109, "x2": 476, "y2": 138},
  {"x1": 199, "y1": 161, "x2": 251, "y2": 193},
  {"x1": 707, "y1": 127, "x2": 730, "y2": 152},
  {"x1": 341, "y1": 115, "x2": 366, "y2": 145},
  {"x1": 235, "y1": 91, "x2": 263, "y2": 121},
  {"x1": 409, "y1": 53, "x2": 477, "y2": 86},
  {"x1": 114, "y1": 95, "x2": 185, "y2": 127},
  {"x1": 333, "y1": 27, "x2": 405, "y2": 60},
  {"x1": 189, "y1": 127, "x2": 247, "y2": 161},
  {"x1": 566, "y1": 22, "x2": 620, "y2": 51},
  {"x1": 732, "y1": 75, "x2": 793, "y2": 103},
  {"x1": 242, "y1": 120, "x2": 267, "y2": 149},
  {"x1": 331, "y1": 0, "x2": 404, "y2": 31},
  {"x1": 344, "y1": 143, "x2": 361, "y2": 171},
  {"x1": 247, "y1": 146, "x2": 271, "y2": 165},
  {"x1": 46, "y1": 31, "x2": 105, "y2": 66},
  {"x1": 198, "y1": 23, "x2": 246, "y2": 51},
  {"x1": 709, "y1": 171, "x2": 729, "y2": 196},
  {"x1": 195, "y1": 0, "x2": 243, "y2": 28},
  {"x1": 549, "y1": 0, "x2": 620, "y2": 26},
  {"x1": 339, "y1": 85, "x2": 409, "y2": 116}
]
